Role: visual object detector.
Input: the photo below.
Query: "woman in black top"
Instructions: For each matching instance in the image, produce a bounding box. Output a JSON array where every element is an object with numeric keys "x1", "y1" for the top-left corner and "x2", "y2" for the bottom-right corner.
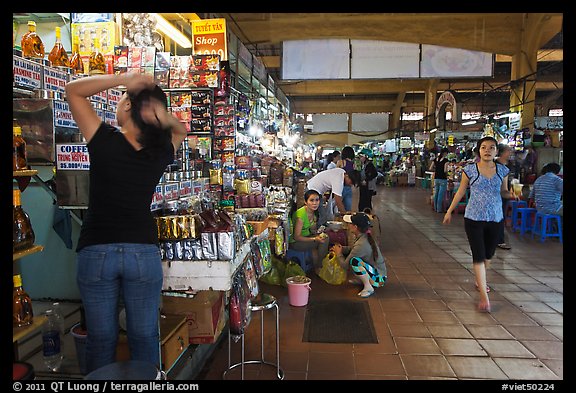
[
  {"x1": 66, "y1": 73, "x2": 188, "y2": 373},
  {"x1": 429, "y1": 147, "x2": 450, "y2": 212}
]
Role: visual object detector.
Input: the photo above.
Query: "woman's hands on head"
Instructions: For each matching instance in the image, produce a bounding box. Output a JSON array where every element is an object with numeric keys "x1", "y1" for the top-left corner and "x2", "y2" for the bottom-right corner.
[{"x1": 123, "y1": 73, "x2": 157, "y2": 96}]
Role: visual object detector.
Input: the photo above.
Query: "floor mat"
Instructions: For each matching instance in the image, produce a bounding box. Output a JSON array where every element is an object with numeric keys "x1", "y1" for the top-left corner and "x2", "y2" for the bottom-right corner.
[{"x1": 302, "y1": 299, "x2": 378, "y2": 343}]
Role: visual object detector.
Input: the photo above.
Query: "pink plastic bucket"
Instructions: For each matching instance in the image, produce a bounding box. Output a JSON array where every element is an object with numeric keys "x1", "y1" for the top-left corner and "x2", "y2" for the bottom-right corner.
[{"x1": 286, "y1": 276, "x2": 312, "y2": 306}]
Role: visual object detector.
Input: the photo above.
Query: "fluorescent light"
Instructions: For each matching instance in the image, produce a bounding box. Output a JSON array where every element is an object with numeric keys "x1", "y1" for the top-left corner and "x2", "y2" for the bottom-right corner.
[
  {"x1": 153, "y1": 13, "x2": 192, "y2": 48},
  {"x1": 430, "y1": 128, "x2": 437, "y2": 133},
  {"x1": 462, "y1": 120, "x2": 477, "y2": 126}
]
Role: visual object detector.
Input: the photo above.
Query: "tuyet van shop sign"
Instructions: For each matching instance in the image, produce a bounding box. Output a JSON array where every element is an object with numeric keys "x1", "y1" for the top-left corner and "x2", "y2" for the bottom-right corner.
[{"x1": 192, "y1": 18, "x2": 227, "y2": 61}]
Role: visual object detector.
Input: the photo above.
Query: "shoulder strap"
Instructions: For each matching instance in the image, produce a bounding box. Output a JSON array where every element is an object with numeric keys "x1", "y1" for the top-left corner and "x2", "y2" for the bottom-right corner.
[
  {"x1": 469, "y1": 163, "x2": 481, "y2": 186},
  {"x1": 494, "y1": 161, "x2": 504, "y2": 182}
]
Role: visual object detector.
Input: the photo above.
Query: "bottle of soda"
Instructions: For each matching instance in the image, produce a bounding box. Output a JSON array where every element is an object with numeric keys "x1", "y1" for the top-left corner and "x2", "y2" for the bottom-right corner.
[{"x1": 42, "y1": 309, "x2": 63, "y2": 372}]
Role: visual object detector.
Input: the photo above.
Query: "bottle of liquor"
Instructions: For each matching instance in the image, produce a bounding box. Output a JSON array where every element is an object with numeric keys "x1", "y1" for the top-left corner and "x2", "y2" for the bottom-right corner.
[
  {"x1": 13, "y1": 125, "x2": 28, "y2": 171},
  {"x1": 13, "y1": 274, "x2": 34, "y2": 327},
  {"x1": 21, "y1": 21, "x2": 45, "y2": 60},
  {"x1": 48, "y1": 26, "x2": 70, "y2": 69},
  {"x1": 69, "y1": 36, "x2": 85, "y2": 75},
  {"x1": 88, "y1": 37, "x2": 106, "y2": 75},
  {"x1": 13, "y1": 188, "x2": 35, "y2": 252},
  {"x1": 42, "y1": 309, "x2": 63, "y2": 372}
]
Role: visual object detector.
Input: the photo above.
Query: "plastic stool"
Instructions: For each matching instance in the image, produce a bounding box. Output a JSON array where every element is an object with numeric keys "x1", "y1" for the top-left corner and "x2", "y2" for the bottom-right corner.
[
  {"x1": 285, "y1": 249, "x2": 313, "y2": 273},
  {"x1": 513, "y1": 207, "x2": 537, "y2": 235},
  {"x1": 532, "y1": 212, "x2": 563, "y2": 243},
  {"x1": 505, "y1": 200, "x2": 527, "y2": 227},
  {"x1": 84, "y1": 360, "x2": 165, "y2": 380},
  {"x1": 223, "y1": 293, "x2": 284, "y2": 380}
]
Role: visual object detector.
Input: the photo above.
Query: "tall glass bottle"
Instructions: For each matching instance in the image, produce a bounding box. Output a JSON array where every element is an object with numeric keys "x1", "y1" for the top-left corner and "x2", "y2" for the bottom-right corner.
[
  {"x1": 13, "y1": 188, "x2": 35, "y2": 252},
  {"x1": 21, "y1": 21, "x2": 45, "y2": 59},
  {"x1": 88, "y1": 37, "x2": 106, "y2": 75},
  {"x1": 48, "y1": 26, "x2": 70, "y2": 69},
  {"x1": 13, "y1": 126, "x2": 28, "y2": 171},
  {"x1": 69, "y1": 36, "x2": 85, "y2": 75},
  {"x1": 13, "y1": 274, "x2": 34, "y2": 327}
]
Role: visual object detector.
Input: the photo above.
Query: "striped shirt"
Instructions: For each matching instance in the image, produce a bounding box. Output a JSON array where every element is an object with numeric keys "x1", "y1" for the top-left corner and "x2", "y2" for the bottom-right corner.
[{"x1": 529, "y1": 172, "x2": 563, "y2": 214}]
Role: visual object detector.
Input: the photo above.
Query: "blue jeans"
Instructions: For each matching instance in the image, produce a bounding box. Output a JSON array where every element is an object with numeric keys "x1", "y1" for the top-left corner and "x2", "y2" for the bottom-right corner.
[
  {"x1": 77, "y1": 243, "x2": 163, "y2": 373},
  {"x1": 434, "y1": 178, "x2": 448, "y2": 212},
  {"x1": 342, "y1": 185, "x2": 353, "y2": 212}
]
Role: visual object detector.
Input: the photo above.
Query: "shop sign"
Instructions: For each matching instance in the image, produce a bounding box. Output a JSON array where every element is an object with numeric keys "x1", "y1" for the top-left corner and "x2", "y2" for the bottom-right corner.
[
  {"x1": 43, "y1": 66, "x2": 68, "y2": 93},
  {"x1": 179, "y1": 180, "x2": 192, "y2": 198},
  {"x1": 192, "y1": 18, "x2": 227, "y2": 61},
  {"x1": 56, "y1": 144, "x2": 90, "y2": 171},
  {"x1": 90, "y1": 89, "x2": 108, "y2": 105},
  {"x1": 107, "y1": 88, "x2": 123, "y2": 108},
  {"x1": 150, "y1": 185, "x2": 164, "y2": 211},
  {"x1": 448, "y1": 135, "x2": 454, "y2": 145},
  {"x1": 53, "y1": 100, "x2": 78, "y2": 129},
  {"x1": 13, "y1": 55, "x2": 42, "y2": 90},
  {"x1": 105, "y1": 110, "x2": 117, "y2": 127},
  {"x1": 238, "y1": 41, "x2": 253, "y2": 68},
  {"x1": 163, "y1": 182, "x2": 179, "y2": 201}
]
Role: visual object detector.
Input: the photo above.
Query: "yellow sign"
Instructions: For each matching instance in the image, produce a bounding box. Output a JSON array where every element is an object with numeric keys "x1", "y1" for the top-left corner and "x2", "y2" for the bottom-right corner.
[
  {"x1": 448, "y1": 135, "x2": 454, "y2": 146},
  {"x1": 192, "y1": 18, "x2": 227, "y2": 61}
]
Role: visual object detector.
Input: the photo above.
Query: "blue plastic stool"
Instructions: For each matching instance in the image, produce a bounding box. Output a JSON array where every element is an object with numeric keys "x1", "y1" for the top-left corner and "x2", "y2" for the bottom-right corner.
[
  {"x1": 513, "y1": 207, "x2": 537, "y2": 235},
  {"x1": 505, "y1": 200, "x2": 527, "y2": 228},
  {"x1": 531, "y1": 212, "x2": 563, "y2": 243},
  {"x1": 85, "y1": 360, "x2": 165, "y2": 380},
  {"x1": 285, "y1": 249, "x2": 313, "y2": 273}
]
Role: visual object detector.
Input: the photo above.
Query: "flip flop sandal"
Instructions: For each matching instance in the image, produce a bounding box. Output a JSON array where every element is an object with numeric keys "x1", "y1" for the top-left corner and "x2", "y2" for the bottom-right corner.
[
  {"x1": 475, "y1": 283, "x2": 491, "y2": 293},
  {"x1": 358, "y1": 288, "x2": 375, "y2": 298}
]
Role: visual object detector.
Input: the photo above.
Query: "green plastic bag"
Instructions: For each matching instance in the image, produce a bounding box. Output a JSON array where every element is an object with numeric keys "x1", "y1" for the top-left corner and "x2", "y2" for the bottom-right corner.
[
  {"x1": 259, "y1": 255, "x2": 286, "y2": 286},
  {"x1": 282, "y1": 260, "x2": 307, "y2": 287}
]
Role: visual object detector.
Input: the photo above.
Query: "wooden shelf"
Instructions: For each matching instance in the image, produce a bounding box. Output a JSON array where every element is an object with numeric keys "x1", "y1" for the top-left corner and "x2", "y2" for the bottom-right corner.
[
  {"x1": 13, "y1": 169, "x2": 38, "y2": 177},
  {"x1": 13, "y1": 244, "x2": 44, "y2": 261},
  {"x1": 13, "y1": 315, "x2": 46, "y2": 343}
]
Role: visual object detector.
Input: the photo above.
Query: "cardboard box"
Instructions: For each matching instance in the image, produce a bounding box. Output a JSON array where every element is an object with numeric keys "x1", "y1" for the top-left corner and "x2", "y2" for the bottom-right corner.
[{"x1": 162, "y1": 290, "x2": 225, "y2": 344}]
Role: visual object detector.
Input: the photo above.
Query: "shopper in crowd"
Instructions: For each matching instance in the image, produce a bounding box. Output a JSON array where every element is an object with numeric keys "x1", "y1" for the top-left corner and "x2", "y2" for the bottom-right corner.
[
  {"x1": 429, "y1": 147, "x2": 450, "y2": 213},
  {"x1": 326, "y1": 150, "x2": 341, "y2": 170},
  {"x1": 331, "y1": 213, "x2": 387, "y2": 298},
  {"x1": 443, "y1": 136, "x2": 515, "y2": 313},
  {"x1": 496, "y1": 143, "x2": 514, "y2": 250},
  {"x1": 337, "y1": 146, "x2": 356, "y2": 211},
  {"x1": 66, "y1": 73, "x2": 187, "y2": 373},
  {"x1": 306, "y1": 167, "x2": 361, "y2": 225},
  {"x1": 288, "y1": 189, "x2": 330, "y2": 272},
  {"x1": 529, "y1": 162, "x2": 563, "y2": 216},
  {"x1": 358, "y1": 149, "x2": 378, "y2": 212}
]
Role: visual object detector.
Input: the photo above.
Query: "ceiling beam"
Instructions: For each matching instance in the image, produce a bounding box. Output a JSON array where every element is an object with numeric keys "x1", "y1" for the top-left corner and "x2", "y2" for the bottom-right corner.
[{"x1": 220, "y1": 13, "x2": 562, "y2": 55}]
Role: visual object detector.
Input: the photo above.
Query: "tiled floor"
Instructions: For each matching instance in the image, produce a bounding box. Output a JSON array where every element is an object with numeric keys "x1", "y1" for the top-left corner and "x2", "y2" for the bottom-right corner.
[{"x1": 197, "y1": 185, "x2": 563, "y2": 380}]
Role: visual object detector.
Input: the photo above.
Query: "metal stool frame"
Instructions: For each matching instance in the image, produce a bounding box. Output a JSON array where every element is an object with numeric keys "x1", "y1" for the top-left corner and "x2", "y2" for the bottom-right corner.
[{"x1": 222, "y1": 293, "x2": 284, "y2": 380}]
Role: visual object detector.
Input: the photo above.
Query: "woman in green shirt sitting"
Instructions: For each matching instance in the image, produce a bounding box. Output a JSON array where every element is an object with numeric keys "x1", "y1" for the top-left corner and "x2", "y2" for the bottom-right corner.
[{"x1": 289, "y1": 189, "x2": 329, "y2": 273}]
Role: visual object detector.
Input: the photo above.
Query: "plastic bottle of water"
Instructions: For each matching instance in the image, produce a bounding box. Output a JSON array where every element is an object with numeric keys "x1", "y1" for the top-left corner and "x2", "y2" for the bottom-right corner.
[
  {"x1": 51, "y1": 302, "x2": 65, "y2": 357},
  {"x1": 42, "y1": 309, "x2": 63, "y2": 372}
]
